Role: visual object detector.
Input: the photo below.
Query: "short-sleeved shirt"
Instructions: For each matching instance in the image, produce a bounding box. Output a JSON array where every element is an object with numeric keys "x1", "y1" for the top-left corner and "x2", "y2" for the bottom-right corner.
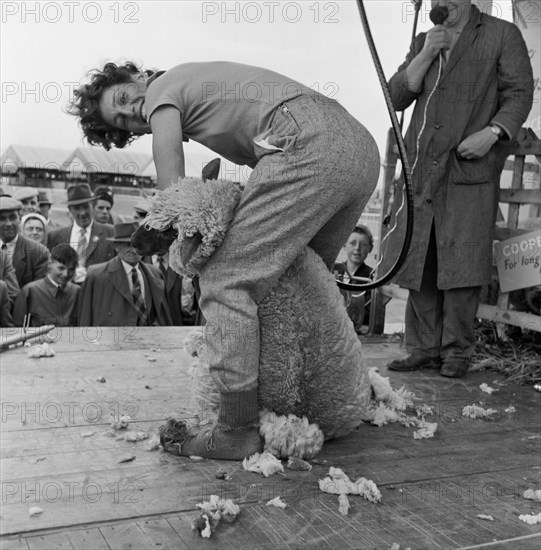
[{"x1": 145, "y1": 61, "x2": 316, "y2": 167}]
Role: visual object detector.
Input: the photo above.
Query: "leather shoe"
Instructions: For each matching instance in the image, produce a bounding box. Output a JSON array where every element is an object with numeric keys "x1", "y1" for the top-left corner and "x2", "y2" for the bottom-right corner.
[
  {"x1": 440, "y1": 360, "x2": 468, "y2": 378},
  {"x1": 387, "y1": 354, "x2": 441, "y2": 372}
]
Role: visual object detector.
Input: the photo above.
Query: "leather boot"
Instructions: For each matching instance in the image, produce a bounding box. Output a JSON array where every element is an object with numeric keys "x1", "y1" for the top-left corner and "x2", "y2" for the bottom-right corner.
[{"x1": 160, "y1": 389, "x2": 263, "y2": 461}]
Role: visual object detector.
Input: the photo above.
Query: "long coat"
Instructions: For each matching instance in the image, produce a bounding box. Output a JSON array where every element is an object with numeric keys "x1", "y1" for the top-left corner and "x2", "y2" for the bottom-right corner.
[
  {"x1": 143, "y1": 256, "x2": 201, "y2": 326},
  {"x1": 77, "y1": 256, "x2": 172, "y2": 326},
  {"x1": 12, "y1": 235, "x2": 49, "y2": 289},
  {"x1": 47, "y1": 222, "x2": 116, "y2": 267},
  {"x1": 385, "y1": 6, "x2": 533, "y2": 290}
]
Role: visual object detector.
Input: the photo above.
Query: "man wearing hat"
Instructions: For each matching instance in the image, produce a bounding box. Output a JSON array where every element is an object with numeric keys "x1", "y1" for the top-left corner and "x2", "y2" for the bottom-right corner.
[
  {"x1": 13, "y1": 187, "x2": 40, "y2": 216},
  {"x1": 0, "y1": 196, "x2": 49, "y2": 289},
  {"x1": 132, "y1": 198, "x2": 150, "y2": 226},
  {"x1": 47, "y1": 184, "x2": 116, "y2": 282},
  {"x1": 38, "y1": 190, "x2": 62, "y2": 230},
  {"x1": 93, "y1": 186, "x2": 123, "y2": 225},
  {"x1": 78, "y1": 222, "x2": 171, "y2": 326}
]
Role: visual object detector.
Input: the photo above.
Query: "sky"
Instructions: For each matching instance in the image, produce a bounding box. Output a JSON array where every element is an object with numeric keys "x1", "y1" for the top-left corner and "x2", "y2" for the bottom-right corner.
[{"x1": 0, "y1": 0, "x2": 515, "y2": 180}]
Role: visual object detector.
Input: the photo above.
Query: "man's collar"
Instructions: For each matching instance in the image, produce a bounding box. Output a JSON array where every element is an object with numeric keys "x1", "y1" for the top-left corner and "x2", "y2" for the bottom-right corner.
[
  {"x1": 46, "y1": 275, "x2": 61, "y2": 289},
  {"x1": 120, "y1": 258, "x2": 141, "y2": 273},
  {"x1": 2, "y1": 234, "x2": 18, "y2": 247},
  {"x1": 74, "y1": 221, "x2": 93, "y2": 234}
]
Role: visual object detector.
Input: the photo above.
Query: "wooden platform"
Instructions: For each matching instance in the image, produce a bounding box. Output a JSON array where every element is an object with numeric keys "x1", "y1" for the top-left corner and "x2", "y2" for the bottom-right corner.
[{"x1": 1, "y1": 328, "x2": 540, "y2": 550}]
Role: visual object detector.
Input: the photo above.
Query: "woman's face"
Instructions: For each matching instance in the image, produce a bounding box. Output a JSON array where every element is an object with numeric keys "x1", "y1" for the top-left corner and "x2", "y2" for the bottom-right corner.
[
  {"x1": 345, "y1": 232, "x2": 371, "y2": 267},
  {"x1": 23, "y1": 219, "x2": 46, "y2": 243},
  {"x1": 98, "y1": 75, "x2": 151, "y2": 134}
]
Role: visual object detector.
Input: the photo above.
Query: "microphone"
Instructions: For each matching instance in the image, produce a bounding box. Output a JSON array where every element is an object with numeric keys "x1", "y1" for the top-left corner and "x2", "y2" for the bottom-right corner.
[{"x1": 429, "y1": 5, "x2": 449, "y2": 25}]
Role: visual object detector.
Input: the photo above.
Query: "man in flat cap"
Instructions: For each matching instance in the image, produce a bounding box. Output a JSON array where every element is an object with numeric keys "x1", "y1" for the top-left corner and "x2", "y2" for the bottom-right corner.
[
  {"x1": 47, "y1": 184, "x2": 116, "y2": 283},
  {"x1": 13, "y1": 187, "x2": 40, "y2": 216},
  {"x1": 0, "y1": 196, "x2": 49, "y2": 289},
  {"x1": 78, "y1": 222, "x2": 171, "y2": 326}
]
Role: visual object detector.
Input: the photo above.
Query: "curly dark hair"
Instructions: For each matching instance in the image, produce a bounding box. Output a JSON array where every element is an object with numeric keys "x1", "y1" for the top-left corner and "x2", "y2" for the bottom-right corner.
[{"x1": 68, "y1": 61, "x2": 153, "y2": 151}]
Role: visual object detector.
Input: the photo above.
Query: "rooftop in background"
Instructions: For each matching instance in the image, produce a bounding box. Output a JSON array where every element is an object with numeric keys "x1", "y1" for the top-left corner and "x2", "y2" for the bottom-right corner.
[
  {"x1": 0, "y1": 144, "x2": 72, "y2": 173},
  {"x1": 1, "y1": 144, "x2": 154, "y2": 176},
  {"x1": 63, "y1": 147, "x2": 153, "y2": 176}
]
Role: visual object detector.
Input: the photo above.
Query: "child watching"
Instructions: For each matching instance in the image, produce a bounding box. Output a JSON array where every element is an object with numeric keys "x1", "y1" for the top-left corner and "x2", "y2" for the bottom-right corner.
[{"x1": 13, "y1": 244, "x2": 80, "y2": 327}]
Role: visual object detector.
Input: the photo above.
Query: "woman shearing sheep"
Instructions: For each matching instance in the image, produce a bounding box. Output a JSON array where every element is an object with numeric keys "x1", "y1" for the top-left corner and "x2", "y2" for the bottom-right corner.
[{"x1": 69, "y1": 61, "x2": 379, "y2": 460}]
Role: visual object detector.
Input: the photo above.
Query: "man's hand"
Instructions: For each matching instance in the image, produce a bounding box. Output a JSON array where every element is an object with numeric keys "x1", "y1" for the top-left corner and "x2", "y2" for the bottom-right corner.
[
  {"x1": 421, "y1": 25, "x2": 450, "y2": 60},
  {"x1": 456, "y1": 128, "x2": 499, "y2": 159}
]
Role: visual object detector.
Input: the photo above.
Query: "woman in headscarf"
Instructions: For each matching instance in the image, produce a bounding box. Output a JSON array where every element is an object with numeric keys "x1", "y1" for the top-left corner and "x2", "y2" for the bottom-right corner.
[{"x1": 21, "y1": 213, "x2": 47, "y2": 245}]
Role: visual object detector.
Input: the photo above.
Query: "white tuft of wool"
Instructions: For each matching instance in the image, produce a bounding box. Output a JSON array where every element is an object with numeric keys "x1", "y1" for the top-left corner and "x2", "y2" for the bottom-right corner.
[
  {"x1": 413, "y1": 421, "x2": 438, "y2": 439},
  {"x1": 338, "y1": 494, "x2": 350, "y2": 516},
  {"x1": 27, "y1": 342, "x2": 55, "y2": 358},
  {"x1": 479, "y1": 383, "x2": 498, "y2": 394},
  {"x1": 523, "y1": 489, "x2": 541, "y2": 502},
  {"x1": 462, "y1": 404, "x2": 497, "y2": 419},
  {"x1": 368, "y1": 368, "x2": 416, "y2": 411},
  {"x1": 319, "y1": 467, "x2": 381, "y2": 503},
  {"x1": 368, "y1": 402, "x2": 400, "y2": 426},
  {"x1": 266, "y1": 496, "x2": 287, "y2": 509},
  {"x1": 243, "y1": 452, "x2": 284, "y2": 477},
  {"x1": 416, "y1": 404, "x2": 434, "y2": 417},
  {"x1": 259, "y1": 410, "x2": 324, "y2": 459},
  {"x1": 476, "y1": 514, "x2": 494, "y2": 521},
  {"x1": 196, "y1": 495, "x2": 240, "y2": 522},
  {"x1": 519, "y1": 513, "x2": 541, "y2": 525}
]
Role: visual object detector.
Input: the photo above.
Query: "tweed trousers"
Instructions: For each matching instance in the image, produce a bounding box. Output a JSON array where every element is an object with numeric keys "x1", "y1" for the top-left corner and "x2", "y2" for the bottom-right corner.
[
  {"x1": 405, "y1": 224, "x2": 482, "y2": 361},
  {"x1": 199, "y1": 94, "x2": 380, "y2": 393}
]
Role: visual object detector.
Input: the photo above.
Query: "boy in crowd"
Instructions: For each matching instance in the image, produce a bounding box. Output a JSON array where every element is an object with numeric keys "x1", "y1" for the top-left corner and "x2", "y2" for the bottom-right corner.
[{"x1": 13, "y1": 244, "x2": 79, "y2": 326}]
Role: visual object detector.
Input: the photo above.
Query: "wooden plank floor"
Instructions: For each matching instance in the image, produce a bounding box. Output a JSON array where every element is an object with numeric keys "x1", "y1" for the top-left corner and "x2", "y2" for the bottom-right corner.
[{"x1": 1, "y1": 328, "x2": 540, "y2": 550}]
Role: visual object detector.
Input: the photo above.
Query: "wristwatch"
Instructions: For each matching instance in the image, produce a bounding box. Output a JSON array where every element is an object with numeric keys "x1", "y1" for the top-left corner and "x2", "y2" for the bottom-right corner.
[{"x1": 490, "y1": 125, "x2": 503, "y2": 139}]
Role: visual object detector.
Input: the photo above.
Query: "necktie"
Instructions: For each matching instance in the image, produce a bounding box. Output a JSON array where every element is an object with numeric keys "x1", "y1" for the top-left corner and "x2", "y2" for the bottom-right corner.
[
  {"x1": 78, "y1": 228, "x2": 88, "y2": 266},
  {"x1": 131, "y1": 267, "x2": 147, "y2": 326},
  {"x1": 156, "y1": 255, "x2": 167, "y2": 279}
]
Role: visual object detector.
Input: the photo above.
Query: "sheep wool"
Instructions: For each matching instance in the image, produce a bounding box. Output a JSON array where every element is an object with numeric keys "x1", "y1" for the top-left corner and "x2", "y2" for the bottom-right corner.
[
  {"x1": 462, "y1": 404, "x2": 498, "y2": 419},
  {"x1": 146, "y1": 176, "x2": 374, "y2": 456},
  {"x1": 242, "y1": 452, "x2": 284, "y2": 477},
  {"x1": 193, "y1": 495, "x2": 241, "y2": 538},
  {"x1": 319, "y1": 467, "x2": 381, "y2": 503},
  {"x1": 259, "y1": 411, "x2": 324, "y2": 459}
]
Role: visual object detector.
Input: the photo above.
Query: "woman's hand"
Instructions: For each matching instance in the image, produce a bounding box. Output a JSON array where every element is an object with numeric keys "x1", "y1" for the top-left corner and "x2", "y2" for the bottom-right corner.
[{"x1": 456, "y1": 128, "x2": 499, "y2": 159}]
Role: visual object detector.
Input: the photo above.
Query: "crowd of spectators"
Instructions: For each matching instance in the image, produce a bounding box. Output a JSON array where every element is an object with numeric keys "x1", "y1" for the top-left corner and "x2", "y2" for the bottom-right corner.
[{"x1": 0, "y1": 184, "x2": 199, "y2": 328}]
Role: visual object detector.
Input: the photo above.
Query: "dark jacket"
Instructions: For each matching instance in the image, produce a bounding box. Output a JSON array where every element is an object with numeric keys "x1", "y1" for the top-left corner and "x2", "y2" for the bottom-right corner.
[
  {"x1": 143, "y1": 256, "x2": 201, "y2": 326},
  {"x1": 77, "y1": 256, "x2": 172, "y2": 326},
  {"x1": 47, "y1": 222, "x2": 116, "y2": 267},
  {"x1": 0, "y1": 248, "x2": 20, "y2": 304},
  {"x1": 11, "y1": 235, "x2": 49, "y2": 289}
]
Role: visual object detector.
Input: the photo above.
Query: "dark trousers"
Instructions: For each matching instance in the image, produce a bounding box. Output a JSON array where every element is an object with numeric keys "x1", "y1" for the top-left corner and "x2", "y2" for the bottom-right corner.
[{"x1": 405, "y1": 225, "x2": 481, "y2": 361}]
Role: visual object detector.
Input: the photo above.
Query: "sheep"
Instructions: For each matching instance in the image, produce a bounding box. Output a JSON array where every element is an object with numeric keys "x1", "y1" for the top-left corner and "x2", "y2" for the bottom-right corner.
[{"x1": 135, "y1": 161, "x2": 373, "y2": 458}]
